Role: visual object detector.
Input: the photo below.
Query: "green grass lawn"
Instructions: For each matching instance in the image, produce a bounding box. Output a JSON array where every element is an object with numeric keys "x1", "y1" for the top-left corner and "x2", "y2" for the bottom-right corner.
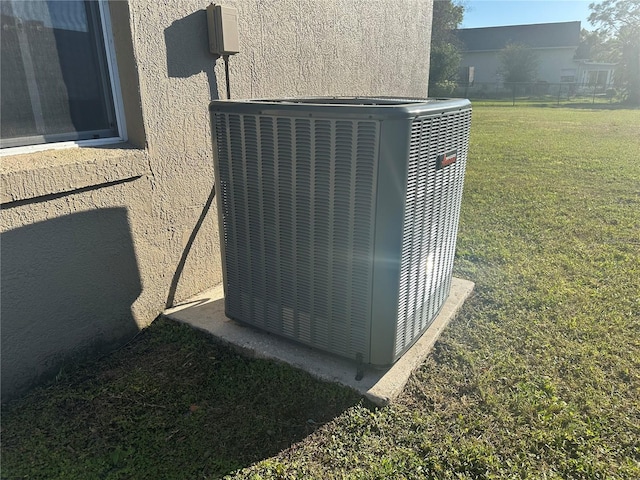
[{"x1": 2, "y1": 105, "x2": 639, "y2": 479}]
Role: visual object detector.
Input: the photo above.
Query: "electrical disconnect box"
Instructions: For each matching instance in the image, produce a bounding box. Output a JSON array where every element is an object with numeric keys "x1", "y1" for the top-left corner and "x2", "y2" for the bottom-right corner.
[{"x1": 206, "y1": 4, "x2": 239, "y2": 55}]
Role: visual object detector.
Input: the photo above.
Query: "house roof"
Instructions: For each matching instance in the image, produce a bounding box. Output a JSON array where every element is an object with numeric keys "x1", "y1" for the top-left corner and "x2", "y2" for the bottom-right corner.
[
  {"x1": 575, "y1": 60, "x2": 617, "y2": 66},
  {"x1": 455, "y1": 21, "x2": 581, "y2": 52}
]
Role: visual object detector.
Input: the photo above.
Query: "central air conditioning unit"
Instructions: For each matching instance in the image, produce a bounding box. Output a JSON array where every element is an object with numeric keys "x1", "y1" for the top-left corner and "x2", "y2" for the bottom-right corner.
[{"x1": 209, "y1": 97, "x2": 471, "y2": 366}]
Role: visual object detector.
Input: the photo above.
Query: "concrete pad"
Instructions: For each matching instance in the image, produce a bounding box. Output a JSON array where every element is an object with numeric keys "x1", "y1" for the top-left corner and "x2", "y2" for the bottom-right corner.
[{"x1": 163, "y1": 277, "x2": 474, "y2": 406}]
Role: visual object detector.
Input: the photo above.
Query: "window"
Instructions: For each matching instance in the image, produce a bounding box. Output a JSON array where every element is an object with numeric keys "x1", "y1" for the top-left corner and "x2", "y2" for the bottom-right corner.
[
  {"x1": 0, "y1": 0, "x2": 123, "y2": 150},
  {"x1": 587, "y1": 70, "x2": 609, "y2": 86},
  {"x1": 560, "y1": 68, "x2": 576, "y2": 83}
]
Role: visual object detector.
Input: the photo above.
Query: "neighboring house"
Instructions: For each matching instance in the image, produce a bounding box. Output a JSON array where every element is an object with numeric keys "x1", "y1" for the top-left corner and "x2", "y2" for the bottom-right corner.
[
  {"x1": 455, "y1": 21, "x2": 615, "y2": 86},
  {"x1": 0, "y1": 0, "x2": 434, "y2": 402}
]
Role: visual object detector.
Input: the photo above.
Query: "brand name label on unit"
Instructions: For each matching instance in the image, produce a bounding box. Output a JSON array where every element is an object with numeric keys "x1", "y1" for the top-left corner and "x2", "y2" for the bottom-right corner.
[{"x1": 437, "y1": 150, "x2": 457, "y2": 169}]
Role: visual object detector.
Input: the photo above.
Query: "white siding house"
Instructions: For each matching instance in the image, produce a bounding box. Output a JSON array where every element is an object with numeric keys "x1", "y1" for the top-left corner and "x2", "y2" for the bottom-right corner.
[{"x1": 455, "y1": 22, "x2": 615, "y2": 87}]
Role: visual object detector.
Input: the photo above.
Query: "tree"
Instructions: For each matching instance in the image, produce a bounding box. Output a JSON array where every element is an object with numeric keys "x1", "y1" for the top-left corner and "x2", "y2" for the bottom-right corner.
[
  {"x1": 588, "y1": 0, "x2": 640, "y2": 105},
  {"x1": 429, "y1": 42, "x2": 462, "y2": 93},
  {"x1": 574, "y1": 28, "x2": 614, "y2": 61},
  {"x1": 498, "y1": 43, "x2": 539, "y2": 83},
  {"x1": 428, "y1": 0, "x2": 465, "y2": 94}
]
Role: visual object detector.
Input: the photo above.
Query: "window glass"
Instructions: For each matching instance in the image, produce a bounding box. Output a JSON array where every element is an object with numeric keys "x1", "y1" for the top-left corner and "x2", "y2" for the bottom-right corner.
[{"x1": 0, "y1": 0, "x2": 118, "y2": 149}]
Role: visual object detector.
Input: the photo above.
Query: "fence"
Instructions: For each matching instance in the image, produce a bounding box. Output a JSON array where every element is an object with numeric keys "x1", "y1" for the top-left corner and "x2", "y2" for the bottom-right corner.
[{"x1": 431, "y1": 81, "x2": 620, "y2": 106}]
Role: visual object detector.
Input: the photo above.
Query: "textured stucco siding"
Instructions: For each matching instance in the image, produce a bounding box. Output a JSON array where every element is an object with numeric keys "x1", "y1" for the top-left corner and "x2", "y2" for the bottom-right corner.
[{"x1": 0, "y1": 0, "x2": 433, "y2": 401}]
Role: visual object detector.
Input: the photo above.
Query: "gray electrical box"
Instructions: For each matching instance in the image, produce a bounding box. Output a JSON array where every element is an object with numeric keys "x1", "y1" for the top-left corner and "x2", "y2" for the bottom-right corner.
[{"x1": 206, "y1": 4, "x2": 239, "y2": 55}]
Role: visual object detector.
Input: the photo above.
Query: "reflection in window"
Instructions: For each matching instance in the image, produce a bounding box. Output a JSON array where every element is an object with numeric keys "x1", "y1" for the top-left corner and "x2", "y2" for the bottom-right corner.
[{"x1": 0, "y1": 0, "x2": 118, "y2": 149}]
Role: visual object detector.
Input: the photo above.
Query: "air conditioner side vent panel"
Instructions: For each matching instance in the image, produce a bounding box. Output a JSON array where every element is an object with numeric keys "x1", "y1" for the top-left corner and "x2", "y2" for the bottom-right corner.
[
  {"x1": 394, "y1": 108, "x2": 471, "y2": 358},
  {"x1": 214, "y1": 112, "x2": 380, "y2": 362}
]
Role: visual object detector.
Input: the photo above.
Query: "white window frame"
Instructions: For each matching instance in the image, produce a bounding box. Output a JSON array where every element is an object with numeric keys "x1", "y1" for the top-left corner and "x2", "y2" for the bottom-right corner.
[{"x1": 0, "y1": 0, "x2": 127, "y2": 157}]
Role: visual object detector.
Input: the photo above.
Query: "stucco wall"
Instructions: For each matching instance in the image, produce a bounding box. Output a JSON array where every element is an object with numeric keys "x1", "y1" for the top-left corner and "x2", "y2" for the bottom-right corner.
[{"x1": 0, "y1": 0, "x2": 433, "y2": 401}]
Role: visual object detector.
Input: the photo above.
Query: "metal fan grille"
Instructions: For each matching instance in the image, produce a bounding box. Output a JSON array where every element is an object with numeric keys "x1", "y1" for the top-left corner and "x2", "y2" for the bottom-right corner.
[
  {"x1": 214, "y1": 113, "x2": 380, "y2": 361},
  {"x1": 394, "y1": 109, "x2": 472, "y2": 356}
]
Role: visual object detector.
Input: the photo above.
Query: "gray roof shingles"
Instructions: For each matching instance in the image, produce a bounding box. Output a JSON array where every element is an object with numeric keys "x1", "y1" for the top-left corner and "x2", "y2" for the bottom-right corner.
[{"x1": 455, "y1": 21, "x2": 581, "y2": 52}]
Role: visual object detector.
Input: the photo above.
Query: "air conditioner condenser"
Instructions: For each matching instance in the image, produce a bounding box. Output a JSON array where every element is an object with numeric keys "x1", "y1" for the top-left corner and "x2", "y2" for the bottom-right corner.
[{"x1": 209, "y1": 97, "x2": 471, "y2": 366}]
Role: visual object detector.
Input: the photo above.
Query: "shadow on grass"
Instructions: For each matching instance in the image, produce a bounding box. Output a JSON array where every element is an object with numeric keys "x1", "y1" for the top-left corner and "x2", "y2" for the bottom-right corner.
[{"x1": 1, "y1": 317, "x2": 365, "y2": 479}]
